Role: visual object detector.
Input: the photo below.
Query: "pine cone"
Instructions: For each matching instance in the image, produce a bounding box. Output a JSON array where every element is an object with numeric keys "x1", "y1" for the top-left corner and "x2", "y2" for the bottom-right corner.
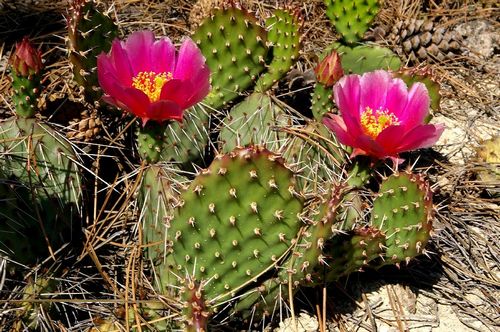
[
  {"x1": 385, "y1": 18, "x2": 462, "y2": 63},
  {"x1": 66, "y1": 109, "x2": 102, "y2": 141}
]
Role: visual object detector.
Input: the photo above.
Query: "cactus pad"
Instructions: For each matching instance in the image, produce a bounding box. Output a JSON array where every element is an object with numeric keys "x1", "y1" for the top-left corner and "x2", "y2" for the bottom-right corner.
[
  {"x1": 284, "y1": 184, "x2": 344, "y2": 286},
  {"x1": 371, "y1": 172, "x2": 433, "y2": 266},
  {"x1": 193, "y1": 6, "x2": 268, "y2": 109},
  {"x1": 325, "y1": 0, "x2": 380, "y2": 44},
  {"x1": 0, "y1": 118, "x2": 82, "y2": 203},
  {"x1": 336, "y1": 44, "x2": 401, "y2": 74},
  {"x1": 311, "y1": 83, "x2": 335, "y2": 121},
  {"x1": 137, "y1": 105, "x2": 210, "y2": 166},
  {"x1": 165, "y1": 146, "x2": 304, "y2": 304},
  {"x1": 256, "y1": 8, "x2": 302, "y2": 92},
  {"x1": 325, "y1": 226, "x2": 385, "y2": 281},
  {"x1": 10, "y1": 73, "x2": 41, "y2": 118},
  {"x1": 219, "y1": 93, "x2": 288, "y2": 153},
  {"x1": 67, "y1": 0, "x2": 118, "y2": 102}
]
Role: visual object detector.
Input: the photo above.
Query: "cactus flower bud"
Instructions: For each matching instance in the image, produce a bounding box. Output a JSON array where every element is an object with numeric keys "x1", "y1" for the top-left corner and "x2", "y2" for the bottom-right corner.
[
  {"x1": 9, "y1": 37, "x2": 43, "y2": 77},
  {"x1": 314, "y1": 50, "x2": 343, "y2": 87}
]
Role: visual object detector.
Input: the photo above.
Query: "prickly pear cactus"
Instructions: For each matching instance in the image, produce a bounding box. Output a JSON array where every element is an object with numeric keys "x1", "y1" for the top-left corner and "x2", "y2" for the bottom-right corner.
[
  {"x1": 325, "y1": 226, "x2": 385, "y2": 281},
  {"x1": 219, "y1": 93, "x2": 289, "y2": 153},
  {"x1": 371, "y1": 172, "x2": 433, "y2": 267},
  {"x1": 255, "y1": 8, "x2": 302, "y2": 92},
  {"x1": 0, "y1": 118, "x2": 82, "y2": 204},
  {"x1": 311, "y1": 83, "x2": 335, "y2": 121},
  {"x1": 164, "y1": 146, "x2": 304, "y2": 305},
  {"x1": 232, "y1": 277, "x2": 283, "y2": 319},
  {"x1": 67, "y1": 0, "x2": 118, "y2": 102},
  {"x1": 325, "y1": 0, "x2": 380, "y2": 44},
  {"x1": 336, "y1": 44, "x2": 401, "y2": 74},
  {"x1": 192, "y1": 6, "x2": 268, "y2": 109},
  {"x1": 285, "y1": 184, "x2": 344, "y2": 286},
  {"x1": 137, "y1": 104, "x2": 210, "y2": 166},
  {"x1": 138, "y1": 164, "x2": 187, "y2": 292},
  {"x1": 282, "y1": 121, "x2": 347, "y2": 192},
  {"x1": 0, "y1": 118, "x2": 82, "y2": 265},
  {"x1": 9, "y1": 37, "x2": 44, "y2": 118},
  {"x1": 180, "y1": 278, "x2": 210, "y2": 331}
]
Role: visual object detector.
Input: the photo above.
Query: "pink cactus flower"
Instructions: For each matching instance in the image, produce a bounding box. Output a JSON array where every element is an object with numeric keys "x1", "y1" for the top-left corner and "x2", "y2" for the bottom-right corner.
[
  {"x1": 323, "y1": 70, "x2": 444, "y2": 161},
  {"x1": 97, "y1": 30, "x2": 210, "y2": 125}
]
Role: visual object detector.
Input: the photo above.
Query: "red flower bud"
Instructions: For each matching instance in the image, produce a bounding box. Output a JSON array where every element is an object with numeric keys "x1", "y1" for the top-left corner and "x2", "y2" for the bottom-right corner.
[
  {"x1": 314, "y1": 50, "x2": 343, "y2": 87},
  {"x1": 9, "y1": 37, "x2": 43, "y2": 77}
]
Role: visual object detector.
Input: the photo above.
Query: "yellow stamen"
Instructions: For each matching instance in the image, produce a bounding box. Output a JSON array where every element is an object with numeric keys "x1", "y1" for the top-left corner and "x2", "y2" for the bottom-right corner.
[
  {"x1": 132, "y1": 71, "x2": 173, "y2": 102},
  {"x1": 360, "y1": 107, "x2": 399, "y2": 139}
]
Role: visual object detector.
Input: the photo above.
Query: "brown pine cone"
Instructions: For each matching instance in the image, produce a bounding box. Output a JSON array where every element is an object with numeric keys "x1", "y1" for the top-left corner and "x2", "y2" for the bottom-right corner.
[
  {"x1": 384, "y1": 18, "x2": 462, "y2": 63},
  {"x1": 66, "y1": 109, "x2": 102, "y2": 142}
]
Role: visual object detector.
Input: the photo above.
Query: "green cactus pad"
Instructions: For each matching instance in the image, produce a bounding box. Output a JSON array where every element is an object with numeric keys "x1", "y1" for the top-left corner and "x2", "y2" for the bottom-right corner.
[
  {"x1": 336, "y1": 44, "x2": 401, "y2": 74},
  {"x1": 137, "y1": 105, "x2": 210, "y2": 166},
  {"x1": 325, "y1": 226, "x2": 385, "y2": 281},
  {"x1": 166, "y1": 146, "x2": 304, "y2": 304},
  {"x1": 193, "y1": 6, "x2": 268, "y2": 109},
  {"x1": 0, "y1": 118, "x2": 82, "y2": 264},
  {"x1": 232, "y1": 277, "x2": 283, "y2": 319},
  {"x1": 371, "y1": 172, "x2": 433, "y2": 266},
  {"x1": 219, "y1": 93, "x2": 288, "y2": 153},
  {"x1": 255, "y1": 9, "x2": 302, "y2": 92},
  {"x1": 0, "y1": 178, "x2": 50, "y2": 264},
  {"x1": 180, "y1": 278, "x2": 210, "y2": 331},
  {"x1": 325, "y1": 0, "x2": 380, "y2": 44},
  {"x1": 284, "y1": 184, "x2": 344, "y2": 286},
  {"x1": 67, "y1": 0, "x2": 118, "y2": 102},
  {"x1": 11, "y1": 73, "x2": 41, "y2": 118},
  {"x1": 311, "y1": 82, "x2": 335, "y2": 121},
  {"x1": 0, "y1": 118, "x2": 82, "y2": 204}
]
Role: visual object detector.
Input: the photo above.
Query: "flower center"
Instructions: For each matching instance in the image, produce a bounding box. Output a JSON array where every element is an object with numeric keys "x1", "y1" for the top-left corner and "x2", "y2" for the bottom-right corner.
[
  {"x1": 360, "y1": 107, "x2": 399, "y2": 139},
  {"x1": 132, "y1": 71, "x2": 173, "y2": 102}
]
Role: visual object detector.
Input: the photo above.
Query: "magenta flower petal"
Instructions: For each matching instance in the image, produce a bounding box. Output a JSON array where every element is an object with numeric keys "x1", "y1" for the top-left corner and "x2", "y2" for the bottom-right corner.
[
  {"x1": 160, "y1": 79, "x2": 194, "y2": 108},
  {"x1": 334, "y1": 75, "x2": 363, "y2": 137},
  {"x1": 359, "y1": 70, "x2": 391, "y2": 112},
  {"x1": 324, "y1": 70, "x2": 444, "y2": 161},
  {"x1": 397, "y1": 124, "x2": 445, "y2": 151},
  {"x1": 150, "y1": 37, "x2": 176, "y2": 74},
  {"x1": 323, "y1": 114, "x2": 357, "y2": 147},
  {"x1": 97, "y1": 30, "x2": 211, "y2": 125},
  {"x1": 123, "y1": 30, "x2": 155, "y2": 74},
  {"x1": 109, "y1": 40, "x2": 133, "y2": 85},
  {"x1": 383, "y1": 78, "x2": 408, "y2": 119},
  {"x1": 174, "y1": 38, "x2": 208, "y2": 81},
  {"x1": 144, "y1": 100, "x2": 183, "y2": 125},
  {"x1": 335, "y1": 75, "x2": 361, "y2": 119},
  {"x1": 399, "y1": 82, "x2": 430, "y2": 129},
  {"x1": 183, "y1": 66, "x2": 211, "y2": 108},
  {"x1": 117, "y1": 87, "x2": 151, "y2": 117},
  {"x1": 374, "y1": 125, "x2": 409, "y2": 155}
]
